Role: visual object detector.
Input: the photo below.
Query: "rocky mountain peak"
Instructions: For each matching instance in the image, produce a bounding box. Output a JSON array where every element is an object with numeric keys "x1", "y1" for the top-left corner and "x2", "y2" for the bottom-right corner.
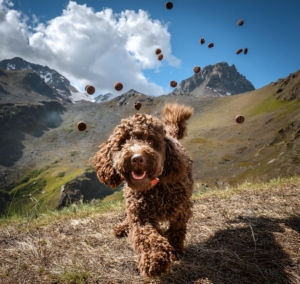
[
  {"x1": 170, "y1": 62, "x2": 255, "y2": 97},
  {"x1": 0, "y1": 57, "x2": 72, "y2": 102}
]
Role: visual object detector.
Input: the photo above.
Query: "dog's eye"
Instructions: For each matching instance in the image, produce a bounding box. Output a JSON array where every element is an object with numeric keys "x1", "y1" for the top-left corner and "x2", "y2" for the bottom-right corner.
[{"x1": 146, "y1": 138, "x2": 152, "y2": 144}]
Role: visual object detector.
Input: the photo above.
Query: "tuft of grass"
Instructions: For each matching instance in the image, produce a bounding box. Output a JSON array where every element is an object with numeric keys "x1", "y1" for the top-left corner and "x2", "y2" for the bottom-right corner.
[
  {"x1": 70, "y1": 151, "x2": 77, "y2": 156},
  {"x1": 56, "y1": 172, "x2": 65, "y2": 178},
  {"x1": 192, "y1": 175, "x2": 300, "y2": 201},
  {"x1": 52, "y1": 267, "x2": 91, "y2": 284}
]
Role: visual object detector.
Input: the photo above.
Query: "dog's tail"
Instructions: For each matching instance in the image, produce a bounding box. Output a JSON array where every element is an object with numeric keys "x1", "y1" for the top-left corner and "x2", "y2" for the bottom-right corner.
[{"x1": 162, "y1": 103, "x2": 194, "y2": 140}]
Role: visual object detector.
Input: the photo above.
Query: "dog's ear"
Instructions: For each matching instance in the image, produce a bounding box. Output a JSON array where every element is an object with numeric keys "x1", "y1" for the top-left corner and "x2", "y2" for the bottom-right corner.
[
  {"x1": 92, "y1": 139, "x2": 124, "y2": 189},
  {"x1": 160, "y1": 136, "x2": 187, "y2": 183}
]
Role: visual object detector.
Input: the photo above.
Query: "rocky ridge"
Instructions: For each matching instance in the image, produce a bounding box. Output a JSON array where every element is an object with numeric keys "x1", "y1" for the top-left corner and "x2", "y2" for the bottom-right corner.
[
  {"x1": 0, "y1": 57, "x2": 75, "y2": 102},
  {"x1": 170, "y1": 62, "x2": 255, "y2": 97}
]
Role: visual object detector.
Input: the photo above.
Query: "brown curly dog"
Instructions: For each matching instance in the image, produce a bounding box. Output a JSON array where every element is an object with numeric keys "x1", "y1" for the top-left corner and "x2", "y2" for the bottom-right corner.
[{"x1": 93, "y1": 103, "x2": 194, "y2": 277}]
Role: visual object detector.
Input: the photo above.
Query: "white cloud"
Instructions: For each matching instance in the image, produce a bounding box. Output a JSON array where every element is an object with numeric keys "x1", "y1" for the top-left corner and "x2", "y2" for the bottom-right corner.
[{"x1": 0, "y1": 0, "x2": 181, "y2": 96}]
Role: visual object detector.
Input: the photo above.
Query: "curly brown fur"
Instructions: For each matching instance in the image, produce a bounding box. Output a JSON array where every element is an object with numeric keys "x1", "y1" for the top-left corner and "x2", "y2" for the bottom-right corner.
[
  {"x1": 93, "y1": 103, "x2": 194, "y2": 277},
  {"x1": 162, "y1": 103, "x2": 193, "y2": 140}
]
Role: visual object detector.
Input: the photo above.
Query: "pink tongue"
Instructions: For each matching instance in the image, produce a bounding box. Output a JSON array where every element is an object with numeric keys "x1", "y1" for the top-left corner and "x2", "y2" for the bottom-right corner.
[
  {"x1": 132, "y1": 171, "x2": 146, "y2": 180},
  {"x1": 150, "y1": 178, "x2": 159, "y2": 187}
]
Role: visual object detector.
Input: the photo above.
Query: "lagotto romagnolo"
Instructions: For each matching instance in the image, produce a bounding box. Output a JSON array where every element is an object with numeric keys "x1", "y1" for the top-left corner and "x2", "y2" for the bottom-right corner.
[{"x1": 93, "y1": 103, "x2": 194, "y2": 277}]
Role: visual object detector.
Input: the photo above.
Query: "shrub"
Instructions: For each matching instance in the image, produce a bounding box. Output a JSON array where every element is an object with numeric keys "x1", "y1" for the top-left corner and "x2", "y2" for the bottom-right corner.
[{"x1": 57, "y1": 172, "x2": 65, "y2": 178}]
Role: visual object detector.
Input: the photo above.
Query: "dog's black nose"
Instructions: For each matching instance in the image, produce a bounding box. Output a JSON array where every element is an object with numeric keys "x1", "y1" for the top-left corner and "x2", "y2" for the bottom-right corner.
[{"x1": 131, "y1": 154, "x2": 145, "y2": 166}]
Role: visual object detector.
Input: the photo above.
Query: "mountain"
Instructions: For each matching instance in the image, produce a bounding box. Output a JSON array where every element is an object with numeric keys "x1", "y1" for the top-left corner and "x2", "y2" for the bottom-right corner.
[
  {"x1": 69, "y1": 90, "x2": 95, "y2": 103},
  {"x1": 0, "y1": 58, "x2": 255, "y2": 103},
  {"x1": 169, "y1": 62, "x2": 255, "y2": 97},
  {"x1": 0, "y1": 57, "x2": 75, "y2": 102},
  {"x1": 94, "y1": 92, "x2": 115, "y2": 103},
  {"x1": 0, "y1": 68, "x2": 72, "y2": 104},
  {"x1": 0, "y1": 55, "x2": 299, "y2": 214}
]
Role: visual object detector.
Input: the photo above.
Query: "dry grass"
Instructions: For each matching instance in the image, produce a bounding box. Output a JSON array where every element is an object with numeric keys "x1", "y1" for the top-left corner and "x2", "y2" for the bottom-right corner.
[{"x1": 0, "y1": 177, "x2": 299, "y2": 284}]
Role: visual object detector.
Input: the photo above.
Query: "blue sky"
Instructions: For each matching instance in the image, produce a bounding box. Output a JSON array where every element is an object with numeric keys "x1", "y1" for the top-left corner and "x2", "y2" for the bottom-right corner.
[{"x1": 1, "y1": 0, "x2": 299, "y2": 95}]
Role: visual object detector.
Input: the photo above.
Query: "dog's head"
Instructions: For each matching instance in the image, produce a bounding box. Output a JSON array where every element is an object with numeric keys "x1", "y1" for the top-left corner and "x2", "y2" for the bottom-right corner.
[{"x1": 93, "y1": 113, "x2": 187, "y2": 191}]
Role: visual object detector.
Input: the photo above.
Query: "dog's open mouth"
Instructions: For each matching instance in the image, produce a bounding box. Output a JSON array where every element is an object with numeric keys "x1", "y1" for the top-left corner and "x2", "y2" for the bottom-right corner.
[{"x1": 132, "y1": 171, "x2": 146, "y2": 180}]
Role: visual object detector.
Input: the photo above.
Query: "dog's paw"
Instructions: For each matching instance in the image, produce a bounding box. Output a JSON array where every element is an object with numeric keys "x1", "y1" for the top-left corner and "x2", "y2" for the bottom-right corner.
[
  {"x1": 138, "y1": 245, "x2": 176, "y2": 277},
  {"x1": 114, "y1": 224, "x2": 128, "y2": 238}
]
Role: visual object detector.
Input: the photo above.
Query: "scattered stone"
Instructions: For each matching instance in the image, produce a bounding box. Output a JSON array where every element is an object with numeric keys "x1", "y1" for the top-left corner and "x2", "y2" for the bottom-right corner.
[
  {"x1": 114, "y1": 82, "x2": 123, "y2": 91},
  {"x1": 77, "y1": 121, "x2": 87, "y2": 131}
]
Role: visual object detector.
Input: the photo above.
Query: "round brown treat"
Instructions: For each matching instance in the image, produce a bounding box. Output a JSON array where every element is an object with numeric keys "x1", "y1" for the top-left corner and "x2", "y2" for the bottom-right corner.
[
  {"x1": 200, "y1": 38, "x2": 205, "y2": 45},
  {"x1": 155, "y1": 48, "x2": 161, "y2": 55},
  {"x1": 208, "y1": 42, "x2": 214, "y2": 48},
  {"x1": 170, "y1": 80, "x2": 177, "y2": 88},
  {"x1": 236, "y1": 48, "x2": 243, "y2": 55},
  {"x1": 158, "y1": 53, "x2": 164, "y2": 61},
  {"x1": 86, "y1": 85, "x2": 95, "y2": 95},
  {"x1": 134, "y1": 102, "x2": 142, "y2": 110},
  {"x1": 166, "y1": 2, "x2": 173, "y2": 9},
  {"x1": 193, "y1": 66, "x2": 201, "y2": 73},
  {"x1": 237, "y1": 19, "x2": 244, "y2": 26},
  {"x1": 77, "y1": 121, "x2": 87, "y2": 131},
  {"x1": 235, "y1": 115, "x2": 245, "y2": 124},
  {"x1": 244, "y1": 47, "x2": 248, "y2": 54},
  {"x1": 114, "y1": 82, "x2": 123, "y2": 91}
]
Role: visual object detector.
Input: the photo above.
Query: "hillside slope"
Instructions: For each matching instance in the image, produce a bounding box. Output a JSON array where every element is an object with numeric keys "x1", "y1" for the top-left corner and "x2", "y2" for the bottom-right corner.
[
  {"x1": 0, "y1": 69, "x2": 299, "y2": 213},
  {"x1": 183, "y1": 70, "x2": 300, "y2": 187},
  {"x1": 0, "y1": 177, "x2": 299, "y2": 283}
]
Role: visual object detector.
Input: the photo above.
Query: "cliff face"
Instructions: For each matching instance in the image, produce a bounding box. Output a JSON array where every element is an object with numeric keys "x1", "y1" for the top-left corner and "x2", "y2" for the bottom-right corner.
[{"x1": 57, "y1": 171, "x2": 116, "y2": 209}]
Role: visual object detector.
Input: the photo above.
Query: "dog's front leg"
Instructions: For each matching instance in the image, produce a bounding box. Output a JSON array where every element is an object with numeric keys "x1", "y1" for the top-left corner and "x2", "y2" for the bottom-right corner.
[
  {"x1": 114, "y1": 217, "x2": 129, "y2": 237},
  {"x1": 128, "y1": 222, "x2": 176, "y2": 277}
]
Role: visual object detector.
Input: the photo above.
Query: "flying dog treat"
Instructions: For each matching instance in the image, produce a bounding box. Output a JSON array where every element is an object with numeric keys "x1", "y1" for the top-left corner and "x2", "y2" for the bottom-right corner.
[
  {"x1": 236, "y1": 48, "x2": 243, "y2": 55},
  {"x1": 170, "y1": 80, "x2": 177, "y2": 88},
  {"x1": 237, "y1": 19, "x2": 244, "y2": 26},
  {"x1": 77, "y1": 121, "x2": 87, "y2": 131},
  {"x1": 244, "y1": 47, "x2": 248, "y2": 54},
  {"x1": 114, "y1": 82, "x2": 123, "y2": 91},
  {"x1": 208, "y1": 42, "x2": 214, "y2": 48},
  {"x1": 155, "y1": 48, "x2": 161, "y2": 55},
  {"x1": 235, "y1": 115, "x2": 245, "y2": 124},
  {"x1": 193, "y1": 66, "x2": 201, "y2": 73},
  {"x1": 158, "y1": 54, "x2": 164, "y2": 61},
  {"x1": 200, "y1": 38, "x2": 205, "y2": 44},
  {"x1": 166, "y1": 2, "x2": 173, "y2": 9},
  {"x1": 134, "y1": 102, "x2": 142, "y2": 110},
  {"x1": 86, "y1": 85, "x2": 95, "y2": 95}
]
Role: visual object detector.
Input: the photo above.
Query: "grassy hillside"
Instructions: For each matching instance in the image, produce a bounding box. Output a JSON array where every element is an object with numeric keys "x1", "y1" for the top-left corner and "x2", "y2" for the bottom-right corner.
[
  {"x1": 1, "y1": 70, "x2": 299, "y2": 213},
  {"x1": 183, "y1": 76, "x2": 300, "y2": 187},
  {"x1": 0, "y1": 176, "x2": 299, "y2": 283}
]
